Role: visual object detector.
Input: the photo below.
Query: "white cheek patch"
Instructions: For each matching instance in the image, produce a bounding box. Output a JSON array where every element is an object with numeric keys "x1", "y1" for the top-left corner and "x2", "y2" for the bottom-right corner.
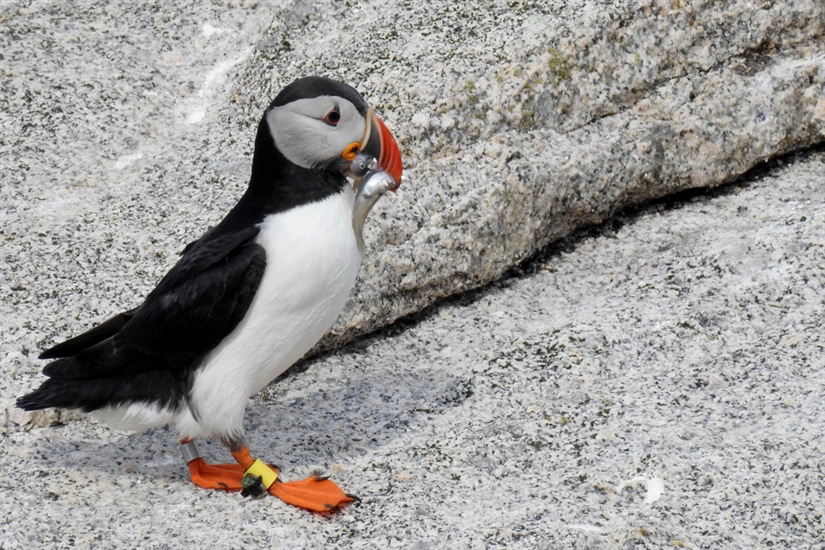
[{"x1": 266, "y1": 97, "x2": 365, "y2": 169}]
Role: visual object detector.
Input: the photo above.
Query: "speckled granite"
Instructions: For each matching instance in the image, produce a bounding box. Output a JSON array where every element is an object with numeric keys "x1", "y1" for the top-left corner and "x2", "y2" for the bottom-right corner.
[
  {"x1": 4, "y1": 147, "x2": 823, "y2": 547},
  {"x1": 229, "y1": 0, "x2": 825, "y2": 343},
  {"x1": 2, "y1": 1, "x2": 825, "y2": 548},
  {"x1": 2, "y1": 2, "x2": 822, "y2": 347}
]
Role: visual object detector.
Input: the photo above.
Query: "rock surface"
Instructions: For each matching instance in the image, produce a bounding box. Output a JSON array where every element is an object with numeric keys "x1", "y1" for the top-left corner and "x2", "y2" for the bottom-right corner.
[
  {"x1": 3, "y1": 143, "x2": 823, "y2": 547},
  {"x1": 1, "y1": 1, "x2": 822, "y2": 348},
  {"x1": 2, "y1": 1, "x2": 825, "y2": 547},
  {"x1": 231, "y1": 0, "x2": 825, "y2": 343}
]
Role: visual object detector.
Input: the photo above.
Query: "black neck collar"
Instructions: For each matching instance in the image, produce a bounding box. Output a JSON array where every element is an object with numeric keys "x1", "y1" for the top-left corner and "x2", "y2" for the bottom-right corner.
[{"x1": 219, "y1": 118, "x2": 348, "y2": 230}]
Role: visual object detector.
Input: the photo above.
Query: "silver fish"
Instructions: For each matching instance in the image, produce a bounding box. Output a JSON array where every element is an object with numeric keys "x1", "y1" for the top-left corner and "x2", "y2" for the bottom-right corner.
[{"x1": 350, "y1": 153, "x2": 400, "y2": 252}]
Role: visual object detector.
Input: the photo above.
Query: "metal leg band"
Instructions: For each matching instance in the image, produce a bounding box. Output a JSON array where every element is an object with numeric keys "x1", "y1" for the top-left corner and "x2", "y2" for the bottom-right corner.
[{"x1": 180, "y1": 440, "x2": 201, "y2": 464}]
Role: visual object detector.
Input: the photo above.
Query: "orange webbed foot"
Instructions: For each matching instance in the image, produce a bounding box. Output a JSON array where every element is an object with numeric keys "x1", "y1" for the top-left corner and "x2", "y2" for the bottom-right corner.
[
  {"x1": 187, "y1": 457, "x2": 246, "y2": 491},
  {"x1": 180, "y1": 440, "x2": 356, "y2": 512},
  {"x1": 181, "y1": 439, "x2": 246, "y2": 491},
  {"x1": 270, "y1": 475, "x2": 357, "y2": 513}
]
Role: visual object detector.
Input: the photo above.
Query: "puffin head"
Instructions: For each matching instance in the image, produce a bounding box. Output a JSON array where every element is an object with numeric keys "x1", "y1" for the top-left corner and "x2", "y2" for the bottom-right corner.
[{"x1": 264, "y1": 76, "x2": 403, "y2": 187}]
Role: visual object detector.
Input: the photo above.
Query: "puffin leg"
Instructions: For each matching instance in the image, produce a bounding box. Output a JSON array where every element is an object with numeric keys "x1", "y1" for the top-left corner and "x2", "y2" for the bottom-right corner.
[
  {"x1": 179, "y1": 439, "x2": 356, "y2": 512},
  {"x1": 181, "y1": 439, "x2": 246, "y2": 491}
]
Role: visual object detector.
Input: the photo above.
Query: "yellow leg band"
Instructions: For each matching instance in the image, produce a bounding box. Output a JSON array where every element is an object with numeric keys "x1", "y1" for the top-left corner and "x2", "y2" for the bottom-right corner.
[{"x1": 244, "y1": 459, "x2": 279, "y2": 489}]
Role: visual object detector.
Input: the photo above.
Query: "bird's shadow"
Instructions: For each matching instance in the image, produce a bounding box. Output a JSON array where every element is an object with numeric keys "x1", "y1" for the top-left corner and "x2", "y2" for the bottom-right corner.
[{"x1": 16, "y1": 330, "x2": 474, "y2": 489}]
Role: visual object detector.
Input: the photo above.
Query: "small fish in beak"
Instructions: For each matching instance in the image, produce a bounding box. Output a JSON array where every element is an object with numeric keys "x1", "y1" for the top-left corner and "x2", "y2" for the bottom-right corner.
[{"x1": 350, "y1": 152, "x2": 400, "y2": 252}]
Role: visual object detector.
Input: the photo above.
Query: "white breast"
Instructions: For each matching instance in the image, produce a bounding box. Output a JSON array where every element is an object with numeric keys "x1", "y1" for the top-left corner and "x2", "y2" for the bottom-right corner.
[{"x1": 176, "y1": 188, "x2": 362, "y2": 441}]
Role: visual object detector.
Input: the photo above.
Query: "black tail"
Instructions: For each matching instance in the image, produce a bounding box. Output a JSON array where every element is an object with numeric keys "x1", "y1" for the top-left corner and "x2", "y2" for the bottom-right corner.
[
  {"x1": 18, "y1": 307, "x2": 144, "y2": 410},
  {"x1": 16, "y1": 369, "x2": 111, "y2": 412},
  {"x1": 17, "y1": 368, "x2": 189, "y2": 413},
  {"x1": 16, "y1": 378, "x2": 81, "y2": 411}
]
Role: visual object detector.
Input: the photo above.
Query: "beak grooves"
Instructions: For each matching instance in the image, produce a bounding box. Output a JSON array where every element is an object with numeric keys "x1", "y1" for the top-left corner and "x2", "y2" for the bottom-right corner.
[{"x1": 359, "y1": 108, "x2": 403, "y2": 186}]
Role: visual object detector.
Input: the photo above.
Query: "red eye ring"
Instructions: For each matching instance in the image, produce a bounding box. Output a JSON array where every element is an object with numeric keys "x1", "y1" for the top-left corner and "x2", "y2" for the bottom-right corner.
[{"x1": 323, "y1": 107, "x2": 341, "y2": 127}]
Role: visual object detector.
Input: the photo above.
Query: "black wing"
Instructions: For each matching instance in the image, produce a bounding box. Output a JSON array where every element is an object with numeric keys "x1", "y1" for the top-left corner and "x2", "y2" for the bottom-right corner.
[
  {"x1": 39, "y1": 225, "x2": 265, "y2": 379},
  {"x1": 39, "y1": 308, "x2": 138, "y2": 359},
  {"x1": 17, "y1": 225, "x2": 267, "y2": 412}
]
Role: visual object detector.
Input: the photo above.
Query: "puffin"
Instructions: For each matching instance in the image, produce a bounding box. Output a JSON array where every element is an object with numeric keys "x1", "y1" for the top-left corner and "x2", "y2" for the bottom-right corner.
[{"x1": 16, "y1": 76, "x2": 403, "y2": 512}]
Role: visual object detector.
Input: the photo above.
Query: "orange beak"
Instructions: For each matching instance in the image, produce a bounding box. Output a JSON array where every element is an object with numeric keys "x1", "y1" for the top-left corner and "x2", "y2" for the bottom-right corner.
[{"x1": 359, "y1": 108, "x2": 403, "y2": 189}]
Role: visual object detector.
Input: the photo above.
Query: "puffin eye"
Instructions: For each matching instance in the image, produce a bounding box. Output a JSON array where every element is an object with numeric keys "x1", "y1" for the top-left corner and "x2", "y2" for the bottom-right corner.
[{"x1": 322, "y1": 107, "x2": 341, "y2": 127}]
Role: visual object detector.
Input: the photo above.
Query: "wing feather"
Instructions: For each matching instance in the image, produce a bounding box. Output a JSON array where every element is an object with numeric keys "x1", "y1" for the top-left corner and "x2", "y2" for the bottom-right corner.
[{"x1": 41, "y1": 226, "x2": 265, "y2": 380}]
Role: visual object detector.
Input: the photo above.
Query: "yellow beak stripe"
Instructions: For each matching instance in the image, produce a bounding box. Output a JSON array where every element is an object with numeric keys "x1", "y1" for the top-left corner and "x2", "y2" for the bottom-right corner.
[{"x1": 244, "y1": 459, "x2": 279, "y2": 489}]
